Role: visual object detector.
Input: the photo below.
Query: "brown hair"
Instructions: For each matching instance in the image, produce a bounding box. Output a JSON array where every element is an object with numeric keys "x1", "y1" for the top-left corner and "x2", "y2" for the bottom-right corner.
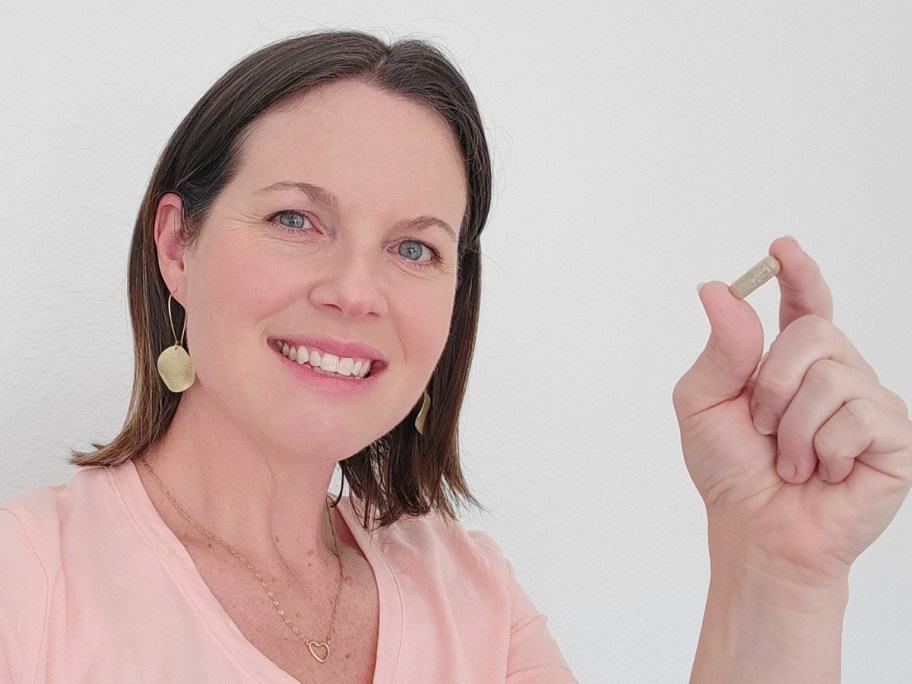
[{"x1": 71, "y1": 31, "x2": 491, "y2": 528}]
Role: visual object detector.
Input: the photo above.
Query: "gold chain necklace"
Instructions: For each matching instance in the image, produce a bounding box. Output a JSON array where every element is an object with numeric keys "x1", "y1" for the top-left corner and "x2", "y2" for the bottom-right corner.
[{"x1": 137, "y1": 454, "x2": 344, "y2": 664}]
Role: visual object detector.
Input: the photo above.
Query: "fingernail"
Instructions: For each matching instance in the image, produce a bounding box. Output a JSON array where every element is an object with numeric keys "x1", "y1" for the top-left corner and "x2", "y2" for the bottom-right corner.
[
  {"x1": 783, "y1": 234, "x2": 801, "y2": 249},
  {"x1": 697, "y1": 282, "x2": 706, "y2": 293},
  {"x1": 752, "y1": 407, "x2": 779, "y2": 436},
  {"x1": 777, "y1": 458, "x2": 797, "y2": 481}
]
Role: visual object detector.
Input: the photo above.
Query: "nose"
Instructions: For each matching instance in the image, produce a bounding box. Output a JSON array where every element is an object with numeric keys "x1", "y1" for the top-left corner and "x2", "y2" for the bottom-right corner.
[{"x1": 309, "y1": 245, "x2": 389, "y2": 319}]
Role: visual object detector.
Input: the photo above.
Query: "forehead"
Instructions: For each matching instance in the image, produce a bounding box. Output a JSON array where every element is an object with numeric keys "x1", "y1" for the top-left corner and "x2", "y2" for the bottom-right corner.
[{"x1": 230, "y1": 80, "x2": 467, "y2": 224}]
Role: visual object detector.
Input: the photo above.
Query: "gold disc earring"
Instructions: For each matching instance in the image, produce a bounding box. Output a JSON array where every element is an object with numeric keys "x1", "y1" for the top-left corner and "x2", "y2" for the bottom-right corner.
[
  {"x1": 415, "y1": 390, "x2": 431, "y2": 435},
  {"x1": 156, "y1": 292, "x2": 195, "y2": 393}
]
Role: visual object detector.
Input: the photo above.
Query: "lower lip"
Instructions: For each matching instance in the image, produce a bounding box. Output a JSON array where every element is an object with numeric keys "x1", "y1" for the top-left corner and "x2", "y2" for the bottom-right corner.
[{"x1": 271, "y1": 344, "x2": 378, "y2": 396}]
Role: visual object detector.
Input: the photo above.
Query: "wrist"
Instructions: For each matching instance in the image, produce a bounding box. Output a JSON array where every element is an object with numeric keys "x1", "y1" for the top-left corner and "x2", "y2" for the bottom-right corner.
[
  {"x1": 693, "y1": 576, "x2": 846, "y2": 684},
  {"x1": 707, "y1": 514, "x2": 851, "y2": 591},
  {"x1": 707, "y1": 555, "x2": 848, "y2": 625},
  {"x1": 691, "y1": 525, "x2": 849, "y2": 683}
]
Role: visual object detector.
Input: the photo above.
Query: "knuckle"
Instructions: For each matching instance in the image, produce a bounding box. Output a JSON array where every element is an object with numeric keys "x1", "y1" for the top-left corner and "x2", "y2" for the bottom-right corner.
[
  {"x1": 884, "y1": 388, "x2": 909, "y2": 419},
  {"x1": 805, "y1": 359, "x2": 847, "y2": 392},
  {"x1": 777, "y1": 418, "x2": 808, "y2": 447},
  {"x1": 753, "y1": 369, "x2": 792, "y2": 403},
  {"x1": 790, "y1": 314, "x2": 832, "y2": 343},
  {"x1": 813, "y1": 426, "x2": 844, "y2": 461},
  {"x1": 845, "y1": 398, "x2": 876, "y2": 434}
]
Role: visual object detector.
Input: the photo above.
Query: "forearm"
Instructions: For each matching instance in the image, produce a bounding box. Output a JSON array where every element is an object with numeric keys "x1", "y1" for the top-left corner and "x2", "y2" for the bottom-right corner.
[{"x1": 691, "y1": 553, "x2": 848, "y2": 683}]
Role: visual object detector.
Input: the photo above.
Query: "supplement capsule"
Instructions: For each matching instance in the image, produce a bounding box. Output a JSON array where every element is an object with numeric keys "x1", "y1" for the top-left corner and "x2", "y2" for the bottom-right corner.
[{"x1": 729, "y1": 256, "x2": 781, "y2": 299}]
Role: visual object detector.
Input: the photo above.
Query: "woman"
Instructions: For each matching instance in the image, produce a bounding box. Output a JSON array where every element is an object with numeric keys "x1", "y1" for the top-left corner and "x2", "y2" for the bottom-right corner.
[
  {"x1": 0, "y1": 31, "x2": 572, "y2": 684},
  {"x1": 1, "y1": 30, "x2": 909, "y2": 683}
]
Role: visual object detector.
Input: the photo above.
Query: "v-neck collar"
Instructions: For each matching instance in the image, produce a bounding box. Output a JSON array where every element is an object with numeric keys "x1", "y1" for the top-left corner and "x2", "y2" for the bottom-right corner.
[{"x1": 112, "y1": 459, "x2": 404, "y2": 683}]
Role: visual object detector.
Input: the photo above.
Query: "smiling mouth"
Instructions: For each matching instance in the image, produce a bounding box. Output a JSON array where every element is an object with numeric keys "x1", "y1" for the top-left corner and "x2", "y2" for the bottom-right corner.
[{"x1": 273, "y1": 339, "x2": 376, "y2": 379}]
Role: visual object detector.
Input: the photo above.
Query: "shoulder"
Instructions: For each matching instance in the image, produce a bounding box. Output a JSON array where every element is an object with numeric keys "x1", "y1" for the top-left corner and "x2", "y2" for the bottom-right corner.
[
  {"x1": 0, "y1": 472, "x2": 103, "y2": 681},
  {"x1": 1, "y1": 478, "x2": 67, "y2": 565},
  {"x1": 0, "y1": 464, "x2": 132, "y2": 593},
  {"x1": 1, "y1": 466, "x2": 113, "y2": 554},
  {"x1": 0, "y1": 463, "x2": 150, "y2": 677},
  {"x1": 357, "y1": 501, "x2": 512, "y2": 582},
  {"x1": 342, "y1": 498, "x2": 519, "y2": 613},
  {"x1": 341, "y1": 500, "x2": 578, "y2": 681},
  {"x1": 379, "y1": 511, "x2": 578, "y2": 682},
  {"x1": 0, "y1": 505, "x2": 49, "y2": 682}
]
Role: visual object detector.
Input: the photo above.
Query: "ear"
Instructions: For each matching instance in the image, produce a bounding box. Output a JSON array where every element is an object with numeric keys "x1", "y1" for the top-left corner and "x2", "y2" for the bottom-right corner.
[{"x1": 155, "y1": 193, "x2": 191, "y2": 304}]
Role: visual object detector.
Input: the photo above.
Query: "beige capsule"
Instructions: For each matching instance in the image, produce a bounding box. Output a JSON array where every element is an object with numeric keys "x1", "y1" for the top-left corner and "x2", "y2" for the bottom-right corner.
[{"x1": 729, "y1": 255, "x2": 781, "y2": 299}]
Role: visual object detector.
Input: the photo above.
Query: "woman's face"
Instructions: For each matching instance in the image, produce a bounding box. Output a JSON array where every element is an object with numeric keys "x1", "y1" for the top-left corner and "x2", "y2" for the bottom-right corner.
[{"x1": 176, "y1": 80, "x2": 467, "y2": 461}]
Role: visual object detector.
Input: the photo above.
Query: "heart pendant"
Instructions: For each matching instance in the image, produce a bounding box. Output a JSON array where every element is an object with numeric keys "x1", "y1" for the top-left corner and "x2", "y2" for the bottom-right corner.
[{"x1": 308, "y1": 641, "x2": 330, "y2": 663}]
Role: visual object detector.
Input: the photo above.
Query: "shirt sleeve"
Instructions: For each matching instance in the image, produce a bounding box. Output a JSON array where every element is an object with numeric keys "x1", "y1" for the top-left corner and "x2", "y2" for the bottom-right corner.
[
  {"x1": 467, "y1": 530, "x2": 579, "y2": 684},
  {"x1": 0, "y1": 508, "x2": 49, "y2": 684}
]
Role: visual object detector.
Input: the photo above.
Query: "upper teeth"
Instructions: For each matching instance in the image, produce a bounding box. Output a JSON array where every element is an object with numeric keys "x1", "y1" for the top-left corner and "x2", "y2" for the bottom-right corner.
[{"x1": 276, "y1": 340, "x2": 372, "y2": 378}]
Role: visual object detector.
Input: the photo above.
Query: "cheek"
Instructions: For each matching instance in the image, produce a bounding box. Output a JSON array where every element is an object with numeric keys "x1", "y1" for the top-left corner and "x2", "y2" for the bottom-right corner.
[
  {"x1": 397, "y1": 283, "x2": 457, "y2": 366},
  {"x1": 183, "y1": 235, "x2": 291, "y2": 356}
]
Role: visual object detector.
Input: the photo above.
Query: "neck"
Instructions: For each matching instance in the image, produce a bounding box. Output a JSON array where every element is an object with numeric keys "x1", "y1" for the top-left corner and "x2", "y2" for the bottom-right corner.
[{"x1": 137, "y1": 387, "x2": 345, "y2": 576}]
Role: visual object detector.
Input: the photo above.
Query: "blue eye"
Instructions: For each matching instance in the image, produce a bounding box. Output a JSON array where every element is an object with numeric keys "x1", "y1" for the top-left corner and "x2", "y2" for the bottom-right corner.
[
  {"x1": 398, "y1": 240, "x2": 432, "y2": 262},
  {"x1": 276, "y1": 211, "x2": 311, "y2": 230}
]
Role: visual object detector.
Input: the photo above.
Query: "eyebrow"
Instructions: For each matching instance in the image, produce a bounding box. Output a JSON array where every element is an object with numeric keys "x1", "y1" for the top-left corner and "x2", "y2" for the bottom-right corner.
[
  {"x1": 255, "y1": 181, "x2": 338, "y2": 208},
  {"x1": 255, "y1": 180, "x2": 458, "y2": 242},
  {"x1": 394, "y1": 215, "x2": 458, "y2": 242}
]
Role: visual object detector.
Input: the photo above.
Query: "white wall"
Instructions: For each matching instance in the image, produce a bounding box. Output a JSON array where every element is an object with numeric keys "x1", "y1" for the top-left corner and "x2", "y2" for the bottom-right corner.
[{"x1": 2, "y1": 2, "x2": 911, "y2": 681}]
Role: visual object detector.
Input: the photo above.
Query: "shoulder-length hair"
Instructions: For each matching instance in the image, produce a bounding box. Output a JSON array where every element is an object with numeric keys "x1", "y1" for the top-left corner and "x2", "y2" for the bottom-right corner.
[{"x1": 71, "y1": 31, "x2": 491, "y2": 529}]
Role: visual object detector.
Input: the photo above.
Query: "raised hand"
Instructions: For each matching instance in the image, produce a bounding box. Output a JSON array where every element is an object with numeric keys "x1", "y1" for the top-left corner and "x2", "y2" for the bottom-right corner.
[{"x1": 674, "y1": 236, "x2": 912, "y2": 682}]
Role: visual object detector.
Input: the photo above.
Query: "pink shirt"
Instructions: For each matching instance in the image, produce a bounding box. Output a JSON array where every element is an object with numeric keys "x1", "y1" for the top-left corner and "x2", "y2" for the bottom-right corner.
[{"x1": 0, "y1": 461, "x2": 576, "y2": 683}]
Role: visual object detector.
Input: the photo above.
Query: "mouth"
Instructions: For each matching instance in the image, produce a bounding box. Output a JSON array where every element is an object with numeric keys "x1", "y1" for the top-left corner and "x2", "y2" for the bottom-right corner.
[{"x1": 271, "y1": 339, "x2": 381, "y2": 380}]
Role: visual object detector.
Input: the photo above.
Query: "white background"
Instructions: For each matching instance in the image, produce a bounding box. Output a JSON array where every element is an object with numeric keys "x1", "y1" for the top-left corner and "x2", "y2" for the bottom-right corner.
[{"x1": 2, "y1": 2, "x2": 911, "y2": 681}]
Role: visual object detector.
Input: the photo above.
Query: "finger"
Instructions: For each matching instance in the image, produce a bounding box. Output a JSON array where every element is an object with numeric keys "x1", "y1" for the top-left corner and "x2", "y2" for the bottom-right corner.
[
  {"x1": 884, "y1": 387, "x2": 911, "y2": 420},
  {"x1": 672, "y1": 281, "x2": 763, "y2": 420},
  {"x1": 745, "y1": 351, "x2": 770, "y2": 395},
  {"x1": 774, "y1": 360, "x2": 891, "y2": 483},
  {"x1": 749, "y1": 316, "x2": 877, "y2": 436},
  {"x1": 813, "y1": 398, "x2": 912, "y2": 486},
  {"x1": 770, "y1": 236, "x2": 834, "y2": 331}
]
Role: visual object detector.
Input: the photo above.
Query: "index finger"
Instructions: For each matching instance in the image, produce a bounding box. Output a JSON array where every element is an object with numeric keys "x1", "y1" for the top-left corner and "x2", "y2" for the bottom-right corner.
[{"x1": 770, "y1": 236, "x2": 833, "y2": 332}]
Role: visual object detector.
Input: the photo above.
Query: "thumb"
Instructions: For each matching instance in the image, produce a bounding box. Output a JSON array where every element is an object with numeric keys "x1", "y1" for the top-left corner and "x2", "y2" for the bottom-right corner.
[{"x1": 673, "y1": 281, "x2": 765, "y2": 420}]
